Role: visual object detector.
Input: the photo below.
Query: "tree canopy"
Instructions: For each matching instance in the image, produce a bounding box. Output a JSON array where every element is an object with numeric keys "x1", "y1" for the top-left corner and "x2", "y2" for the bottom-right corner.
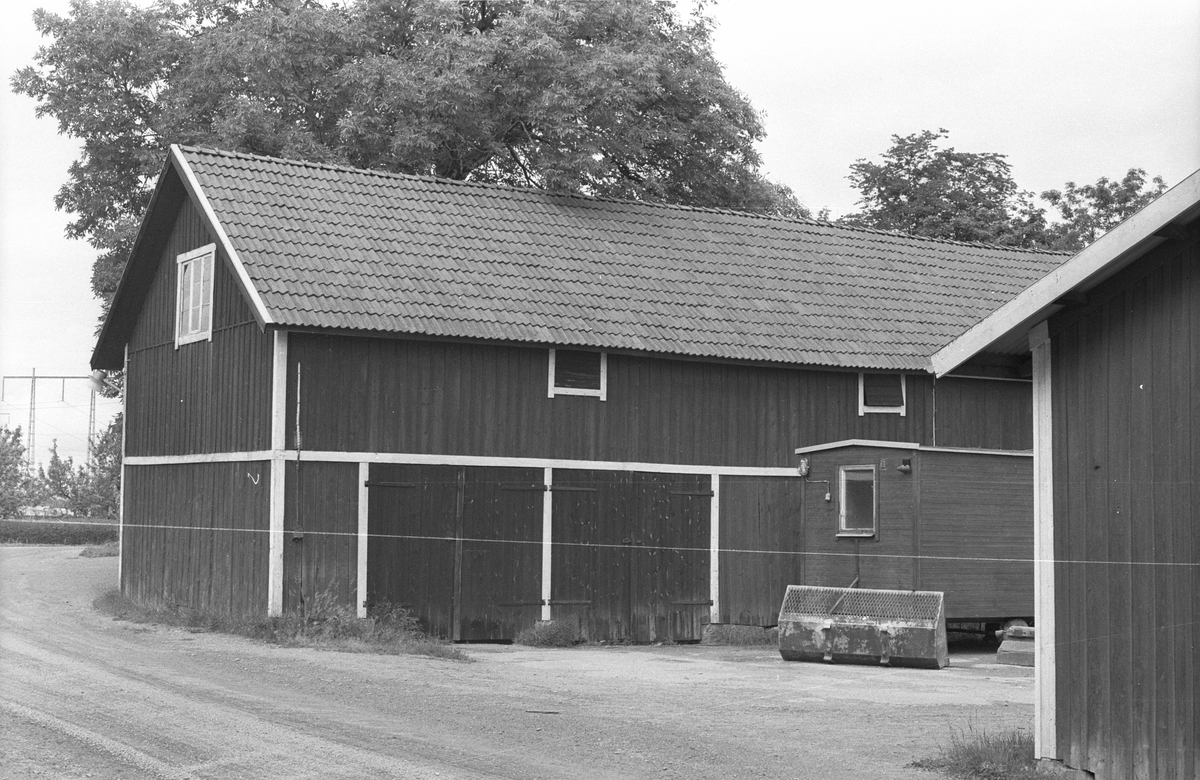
[
  {"x1": 13, "y1": 0, "x2": 804, "y2": 312},
  {"x1": 841, "y1": 129, "x2": 1048, "y2": 247},
  {"x1": 841, "y1": 129, "x2": 1167, "y2": 252}
]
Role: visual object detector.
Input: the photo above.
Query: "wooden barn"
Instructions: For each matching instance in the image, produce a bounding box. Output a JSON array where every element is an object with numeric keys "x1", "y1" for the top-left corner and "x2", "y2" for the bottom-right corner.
[
  {"x1": 935, "y1": 170, "x2": 1200, "y2": 779},
  {"x1": 92, "y1": 145, "x2": 1066, "y2": 642}
]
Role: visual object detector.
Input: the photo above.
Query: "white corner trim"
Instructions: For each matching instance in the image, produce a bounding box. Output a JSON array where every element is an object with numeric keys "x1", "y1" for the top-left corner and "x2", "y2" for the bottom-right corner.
[
  {"x1": 267, "y1": 330, "x2": 288, "y2": 617},
  {"x1": 117, "y1": 346, "x2": 128, "y2": 588},
  {"x1": 1028, "y1": 320, "x2": 1051, "y2": 350},
  {"x1": 357, "y1": 462, "x2": 369, "y2": 619},
  {"x1": 709, "y1": 474, "x2": 721, "y2": 625},
  {"x1": 170, "y1": 145, "x2": 274, "y2": 327},
  {"x1": 933, "y1": 168, "x2": 1200, "y2": 377},
  {"x1": 541, "y1": 467, "x2": 553, "y2": 621},
  {"x1": 1031, "y1": 336, "x2": 1056, "y2": 759}
]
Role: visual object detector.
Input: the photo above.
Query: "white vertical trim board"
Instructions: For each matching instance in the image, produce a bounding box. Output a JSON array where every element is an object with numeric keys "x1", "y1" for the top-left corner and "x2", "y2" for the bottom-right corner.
[
  {"x1": 267, "y1": 330, "x2": 288, "y2": 617},
  {"x1": 541, "y1": 467, "x2": 553, "y2": 621},
  {"x1": 357, "y1": 462, "x2": 369, "y2": 619},
  {"x1": 709, "y1": 474, "x2": 721, "y2": 625},
  {"x1": 1029, "y1": 321, "x2": 1056, "y2": 760},
  {"x1": 117, "y1": 346, "x2": 129, "y2": 588}
]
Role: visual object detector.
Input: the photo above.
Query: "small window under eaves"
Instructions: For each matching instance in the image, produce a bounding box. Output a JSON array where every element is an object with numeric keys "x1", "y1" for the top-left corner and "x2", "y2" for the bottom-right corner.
[
  {"x1": 548, "y1": 349, "x2": 606, "y2": 400},
  {"x1": 859, "y1": 372, "x2": 905, "y2": 416}
]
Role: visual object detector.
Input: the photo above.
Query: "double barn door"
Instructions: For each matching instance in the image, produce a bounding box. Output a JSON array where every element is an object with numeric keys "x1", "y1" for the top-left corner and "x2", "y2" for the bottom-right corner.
[{"x1": 366, "y1": 464, "x2": 710, "y2": 642}]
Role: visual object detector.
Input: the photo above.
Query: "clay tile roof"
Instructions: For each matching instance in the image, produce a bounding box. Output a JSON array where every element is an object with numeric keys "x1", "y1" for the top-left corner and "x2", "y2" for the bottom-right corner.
[{"x1": 179, "y1": 145, "x2": 1068, "y2": 371}]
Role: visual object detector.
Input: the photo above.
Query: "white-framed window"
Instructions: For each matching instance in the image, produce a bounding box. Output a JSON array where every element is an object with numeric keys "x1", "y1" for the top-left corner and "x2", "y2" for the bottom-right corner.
[
  {"x1": 175, "y1": 244, "x2": 216, "y2": 347},
  {"x1": 837, "y1": 465, "x2": 877, "y2": 537},
  {"x1": 547, "y1": 348, "x2": 606, "y2": 400},
  {"x1": 858, "y1": 372, "x2": 906, "y2": 416}
]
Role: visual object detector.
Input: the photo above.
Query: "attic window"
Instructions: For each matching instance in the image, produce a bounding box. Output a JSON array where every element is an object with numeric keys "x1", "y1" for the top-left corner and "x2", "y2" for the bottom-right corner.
[
  {"x1": 175, "y1": 244, "x2": 216, "y2": 347},
  {"x1": 859, "y1": 372, "x2": 906, "y2": 416},
  {"x1": 548, "y1": 349, "x2": 606, "y2": 400}
]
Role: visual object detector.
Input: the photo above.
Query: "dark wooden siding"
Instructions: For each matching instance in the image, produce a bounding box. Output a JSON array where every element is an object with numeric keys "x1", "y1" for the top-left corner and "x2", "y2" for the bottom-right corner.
[
  {"x1": 122, "y1": 461, "x2": 269, "y2": 616},
  {"x1": 934, "y1": 376, "x2": 1033, "y2": 450},
  {"x1": 366, "y1": 464, "x2": 543, "y2": 640},
  {"x1": 918, "y1": 451, "x2": 1033, "y2": 620},
  {"x1": 718, "y1": 476, "x2": 804, "y2": 626},
  {"x1": 799, "y1": 447, "x2": 918, "y2": 595},
  {"x1": 795, "y1": 446, "x2": 1032, "y2": 621},
  {"x1": 550, "y1": 470, "x2": 709, "y2": 642},
  {"x1": 283, "y1": 461, "x2": 359, "y2": 614},
  {"x1": 1049, "y1": 233, "x2": 1199, "y2": 780},
  {"x1": 124, "y1": 199, "x2": 273, "y2": 456},
  {"x1": 288, "y1": 334, "x2": 1029, "y2": 467}
]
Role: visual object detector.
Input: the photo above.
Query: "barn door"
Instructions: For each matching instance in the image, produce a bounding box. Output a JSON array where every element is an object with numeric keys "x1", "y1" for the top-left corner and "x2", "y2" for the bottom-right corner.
[
  {"x1": 366, "y1": 463, "x2": 458, "y2": 638},
  {"x1": 551, "y1": 470, "x2": 710, "y2": 642},
  {"x1": 366, "y1": 464, "x2": 542, "y2": 641},
  {"x1": 457, "y1": 467, "x2": 544, "y2": 641}
]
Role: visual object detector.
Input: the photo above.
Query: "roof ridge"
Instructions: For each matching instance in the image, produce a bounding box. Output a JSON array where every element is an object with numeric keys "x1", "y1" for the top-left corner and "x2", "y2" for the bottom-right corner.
[{"x1": 176, "y1": 145, "x2": 1069, "y2": 257}]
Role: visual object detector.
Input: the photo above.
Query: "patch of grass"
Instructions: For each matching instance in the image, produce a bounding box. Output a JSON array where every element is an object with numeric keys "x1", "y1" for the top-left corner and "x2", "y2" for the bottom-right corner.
[
  {"x1": 910, "y1": 725, "x2": 1054, "y2": 779},
  {"x1": 94, "y1": 589, "x2": 469, "y2": 661},
  {"x1": 80, "y1": 541, "x2": 120, "y2": 558},
  {"x1": 701, "y1": 623, "x2": 779, "y2": 645},
  {"x1": 0, "y1": 519, "x2": 118, "y2": 546},
  {"x1": 515, "y1": 619, "x2": 582, "y2": 647}
]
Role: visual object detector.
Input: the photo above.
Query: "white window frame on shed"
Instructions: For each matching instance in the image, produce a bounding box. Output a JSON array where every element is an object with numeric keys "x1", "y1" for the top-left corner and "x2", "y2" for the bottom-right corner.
[
  {"x1": 858, "y1": 372, "x2": 906, "y2": 416},
  {"x1": 175, "y1": 243, "x2": 216, "y2": 348},
  {"x1": 547, "y1": 348, "x2": 607, "y2": 401},
  {"x1": 837, "y1": 464, "x2": 878, "y2": 537}
]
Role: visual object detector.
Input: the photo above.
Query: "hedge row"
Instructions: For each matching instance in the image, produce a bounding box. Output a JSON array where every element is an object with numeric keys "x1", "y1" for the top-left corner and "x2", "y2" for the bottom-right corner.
[{"x1": 0, "y1": 519, "x2": 119, "y2": 545}]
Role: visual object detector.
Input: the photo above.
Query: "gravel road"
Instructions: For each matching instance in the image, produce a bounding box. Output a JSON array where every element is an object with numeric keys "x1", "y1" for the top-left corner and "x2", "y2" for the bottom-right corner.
[{"x1": 1, "y1": 546, "x2": 1034, "y2": 779}]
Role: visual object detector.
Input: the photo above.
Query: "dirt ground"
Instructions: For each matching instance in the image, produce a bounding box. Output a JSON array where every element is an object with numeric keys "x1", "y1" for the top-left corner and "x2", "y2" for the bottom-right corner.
[{"x1": 0, "y1": 546, "x2": 1034, "y2": 779}]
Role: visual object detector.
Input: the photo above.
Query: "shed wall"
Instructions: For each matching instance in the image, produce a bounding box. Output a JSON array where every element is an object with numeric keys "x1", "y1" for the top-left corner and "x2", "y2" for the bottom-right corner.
[
  {"x1": 718, "y1": 476, "x2": 805, "y2": 626},
  {"x1": 1049, "y1": 232, "x2": 1198, "y2": 780},
  {"x1": 124, "y1": 199, "x2": 273, "y2": 456},
  {"x1": 122, "y1": 461, "x2": 269, "y2": 616}
]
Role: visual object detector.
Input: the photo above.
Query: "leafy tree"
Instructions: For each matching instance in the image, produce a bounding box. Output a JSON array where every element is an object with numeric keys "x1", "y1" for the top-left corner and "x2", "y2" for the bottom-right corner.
[
  {"x1": 0, "y1": 426, "x2": 31, "y2": 517},
  {"x1": 841, "y1": 129, "x2": 1048, "y2": 247},
  {"x1": 42, "y1": 439, "x2": 78, "y2": 504},
  {"x1": 1040, "y1": 169, "x2": 1168, "y2": 252},
  {"x1": 73, "y1": 415, "x2": 122, "y2": 518},
  {"x1": 13, "y1": 0, "x2": 805, "y2": 315}
]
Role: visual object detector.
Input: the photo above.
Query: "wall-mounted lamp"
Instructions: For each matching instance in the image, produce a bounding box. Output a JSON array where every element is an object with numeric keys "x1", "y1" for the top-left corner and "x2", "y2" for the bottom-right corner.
[
  {"x1": 798, "y1": 457, "x2": 810, "y2": 477},
  {"x1": 896, "y1": 458, "x2": 912, "y2": 474}
]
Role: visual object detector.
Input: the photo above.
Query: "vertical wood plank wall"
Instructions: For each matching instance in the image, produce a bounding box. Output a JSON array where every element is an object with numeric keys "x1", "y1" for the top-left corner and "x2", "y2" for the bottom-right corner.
[
  {"x1": 282, "y1": 461, "x2": 359, "y2": 614},
  {"x1": 717, "y1": 476, "x2": 804, "y2": 626},
  {"x1": 124, "y1": 199, "x2": 273, "y2": 456},
  {"x1": 287, "y1": 334, "x2": 1032, "y2": 466},
  {"x1": 918, "y1": 451, "x2": 1033, "y2": 620},
  {"x1": 122, "y1": 462, "x2": 269, "y2": 616},
  {"x1": 1049, "y1": 233, "x2": 1198, "y2": 780}
]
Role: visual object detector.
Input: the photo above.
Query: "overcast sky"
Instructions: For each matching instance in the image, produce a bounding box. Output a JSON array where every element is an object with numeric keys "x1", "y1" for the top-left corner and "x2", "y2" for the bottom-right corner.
[{"x1": 2, "y1": 0, "x2": 1198, "y2": 467}]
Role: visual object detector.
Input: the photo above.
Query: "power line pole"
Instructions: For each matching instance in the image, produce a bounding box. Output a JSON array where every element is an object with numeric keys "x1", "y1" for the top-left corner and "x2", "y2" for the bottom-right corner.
[{"x1": 1, "y1": 372, "x2": 93, "y2": 473}]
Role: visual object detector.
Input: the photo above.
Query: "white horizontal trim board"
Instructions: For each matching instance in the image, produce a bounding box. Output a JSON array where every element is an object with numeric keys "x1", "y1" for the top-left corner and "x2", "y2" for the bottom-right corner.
[
  {"x1": 122, "y1": 450, "x2": 800, "y2": 476},
  {"x1": 794, "y1": 439, "x2": 1032, "y2": 458},
  {"x1": 125, "y1": 451, "x2": 274, "y2": 465},
  {"x1": 291, "y1": 450, "x2": 800, "y2": 477}
]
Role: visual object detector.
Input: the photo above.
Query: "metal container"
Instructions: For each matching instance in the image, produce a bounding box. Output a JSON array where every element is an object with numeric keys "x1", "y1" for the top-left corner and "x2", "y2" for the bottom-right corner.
[{"x1": 777, "y1": 585, "x2": 948, "y2": 669}]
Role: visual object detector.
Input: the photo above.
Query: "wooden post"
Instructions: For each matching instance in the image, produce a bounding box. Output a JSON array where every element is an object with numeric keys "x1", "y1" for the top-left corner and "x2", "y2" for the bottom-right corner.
[
  {"x1": 541, "y1": 467, "x2": 553, "y2": 621},
  {"x1": 357, "y1": 461, "x2": 369, "y2": 619},
  {"x1": 1030, "y1": 320, "x2": 1056, "y2": 760},
  {"x1": 709, "y1": 474, "x2": 720, "y2": 625},
  {"x1": 268, "y1": 330, "x2": 288, "y2": 617}
]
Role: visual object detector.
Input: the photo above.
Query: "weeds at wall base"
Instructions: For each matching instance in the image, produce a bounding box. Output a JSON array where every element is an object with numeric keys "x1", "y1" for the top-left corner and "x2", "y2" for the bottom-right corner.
[
  {"x1": 93, "y1": 590, "x2": 469, "y2": 661},
  {"x1": 909, "y1": 725, "x2": 1057, "y2": 779}
]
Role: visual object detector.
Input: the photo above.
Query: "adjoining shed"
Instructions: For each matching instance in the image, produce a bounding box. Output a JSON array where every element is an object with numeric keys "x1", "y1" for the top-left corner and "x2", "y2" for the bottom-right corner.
[
  {"x1": 94, "y1": 145, "x2": 1067, "y2": 643},
  {"x1": 934, "y1": 170, "x2": 1200, "y2": 779}
]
